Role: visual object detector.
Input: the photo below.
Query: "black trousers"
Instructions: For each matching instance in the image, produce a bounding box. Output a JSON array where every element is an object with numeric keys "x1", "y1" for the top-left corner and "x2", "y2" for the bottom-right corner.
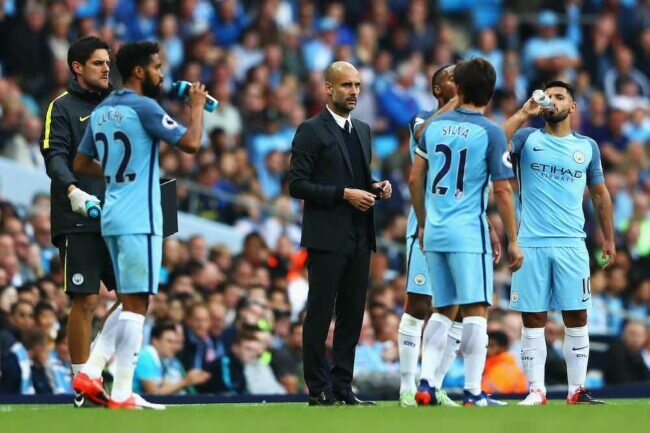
[{"x1": 303, "y1": 225, "x2": 371, "y2": 396}]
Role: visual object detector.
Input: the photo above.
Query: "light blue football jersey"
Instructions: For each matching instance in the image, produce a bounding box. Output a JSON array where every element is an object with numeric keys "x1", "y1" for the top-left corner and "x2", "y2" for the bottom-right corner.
[
  {"x1": 511, "y1": 128, "x2": 604, "y2": 247},
  {"x1": 407, "y1": 109, "x2": 433, "y2": 239},
  {"x1": 416, "y1": 108, "x2": 513, "y2": 253},
  {"x1": 78, "y1": 89, "x2": 187, "y2": 236}
]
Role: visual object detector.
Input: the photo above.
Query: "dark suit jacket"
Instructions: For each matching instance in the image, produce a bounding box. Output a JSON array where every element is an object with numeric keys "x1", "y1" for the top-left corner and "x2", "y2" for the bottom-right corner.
[{"x1": 288, "y1": 108, "x2": 377, "y2": 253}]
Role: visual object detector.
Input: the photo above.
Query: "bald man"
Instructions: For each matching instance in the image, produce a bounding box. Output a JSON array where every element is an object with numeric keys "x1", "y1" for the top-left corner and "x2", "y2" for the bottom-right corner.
[{"x1": 288, "y1": 61, "x2": 391, "y2": 406}]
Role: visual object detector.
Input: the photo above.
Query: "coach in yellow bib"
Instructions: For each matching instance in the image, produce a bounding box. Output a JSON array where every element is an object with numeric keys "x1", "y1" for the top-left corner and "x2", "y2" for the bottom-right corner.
[{"x1": 39, "y1": 36, "x2": 117, "y2": 407}]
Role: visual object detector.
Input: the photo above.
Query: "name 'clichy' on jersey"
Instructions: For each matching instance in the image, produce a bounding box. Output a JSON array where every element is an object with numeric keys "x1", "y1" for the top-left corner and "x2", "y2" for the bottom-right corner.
[
  {"x1": 510, "y1": 127, "x2": 604, "y2": 248},
  {"x1": 415, "y1": 108, "x2": 513, "y2": 254}
]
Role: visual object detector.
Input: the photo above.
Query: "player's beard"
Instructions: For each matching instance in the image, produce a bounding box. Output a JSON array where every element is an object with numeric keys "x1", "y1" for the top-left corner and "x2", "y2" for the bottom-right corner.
[
  {"x1": 142, "y1": 75, "x2": 162, "y2": 99},
  {"x1": 542, "y1": 108, "x2": 570, "y2": 124}
]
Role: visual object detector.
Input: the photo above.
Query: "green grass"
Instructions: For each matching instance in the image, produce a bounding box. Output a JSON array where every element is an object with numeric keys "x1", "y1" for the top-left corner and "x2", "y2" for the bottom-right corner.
[{"x1": 2, "y1": 400, "x2": 650, "y2": 433}]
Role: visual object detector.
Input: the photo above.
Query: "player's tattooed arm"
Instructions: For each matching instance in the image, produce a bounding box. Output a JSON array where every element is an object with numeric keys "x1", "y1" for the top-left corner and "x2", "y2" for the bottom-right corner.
[
  {"x1": 408, "y1": 154, "x2": 428, "y2": 250},
  {"x1": 502, "y1": 98, "x2": 540, "y2": 150},
  {"x1": 73, "y1": 153, "x2": 104, "y2": 178},
  {"x1": 589, "y1": 183, "x2": 617, "y2": 268},
  {"x1": 413, "y1": 96, "x2": 459, "y2": 142}
]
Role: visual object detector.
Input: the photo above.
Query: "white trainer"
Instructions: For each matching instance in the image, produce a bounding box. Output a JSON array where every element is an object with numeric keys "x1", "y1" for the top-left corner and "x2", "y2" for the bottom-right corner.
[
  {"x1": 518, "y1": 388, "x2": 547, "y2": 406},
  {"x1": 133, "y1": 393, "x2": 166, "y2": 410}
]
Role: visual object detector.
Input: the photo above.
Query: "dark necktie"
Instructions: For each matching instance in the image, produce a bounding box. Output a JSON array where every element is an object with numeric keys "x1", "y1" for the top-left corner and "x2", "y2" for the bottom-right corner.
[{"x1": 344, "y1": 120, "x2": 351, "y2": 134}]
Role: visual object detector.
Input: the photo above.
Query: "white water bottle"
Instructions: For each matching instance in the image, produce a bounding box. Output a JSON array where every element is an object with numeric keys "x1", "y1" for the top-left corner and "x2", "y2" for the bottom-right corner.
[{"x1": 532, "y1": 89, "x2": 556, "y2": 113}]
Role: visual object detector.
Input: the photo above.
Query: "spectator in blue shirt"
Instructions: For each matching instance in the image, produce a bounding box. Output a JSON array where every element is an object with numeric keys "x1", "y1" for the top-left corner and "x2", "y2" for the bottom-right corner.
[
  {"x1": 122, "y1": 0, "x2": 159, "y2": 42},
  {"x1": 212, "y1": 0, "x2": 249, "y2": 48},
  {"x1": 522, "y1": 10, "x2": 579, "y2": 83},
  {"x1": 376, "y1": 61, "x2": 422, "y2": 132},
  {"x1": 133, "y1": 322, "x2": 211, "y2": 395},
  {"x1": 465, "y1": 28, "x2": 504, "y2": 87},
  {"x1": 302, "y1": 18, "x2": 337, "y2": 72}
]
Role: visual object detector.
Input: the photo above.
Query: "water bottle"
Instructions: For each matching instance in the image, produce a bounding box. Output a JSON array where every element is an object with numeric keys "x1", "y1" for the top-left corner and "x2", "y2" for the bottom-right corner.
[
  {"x1": 171, "y1": 81, "x2": 219, "y2": 112},
  {"x1": 85, "y1": 201, "x2": 101, "y2": 219},
  {"x1": 532, "y1": 89, "x2": 557, "y2": 113}
]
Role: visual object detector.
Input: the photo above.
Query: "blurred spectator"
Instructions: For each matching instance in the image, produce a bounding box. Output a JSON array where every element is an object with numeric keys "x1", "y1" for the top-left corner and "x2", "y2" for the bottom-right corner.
[
  {"x1": 544, "y1": 317, "x2": 568, "y2": 386},
  {"x1": 4, "y1": 1, "x2": 53, "y2": 99},
  {"x1": 522, "y1": 10, "x2": 579, "y2": 87},
  {"x1": 604, "y1": 321, "x2": 650, "y2": 384},
  {"x1": 482, "y1": 330, "x2": 528, "y2": 394},
  {"x1": 604, "y1": 45, "x2": 650, "y2": 100},
  {"x1": 180, "y1": 303, "x2": 217, "y2": 371},
  {"x1": 133, "y1": 322, "x2": 210, "y2": 395},
  {"x1": 270, "y1": 321, "x2": 303, "y2": 393},
  {"x1": 204, "y1": 332, "x2": 286, "y2": 395}
]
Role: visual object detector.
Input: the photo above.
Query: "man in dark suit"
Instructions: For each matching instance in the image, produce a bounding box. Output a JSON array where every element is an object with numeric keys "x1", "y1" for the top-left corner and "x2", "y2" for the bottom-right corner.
[{"x1": 288, "y1": 61, "x2": 392, "y2": 406}]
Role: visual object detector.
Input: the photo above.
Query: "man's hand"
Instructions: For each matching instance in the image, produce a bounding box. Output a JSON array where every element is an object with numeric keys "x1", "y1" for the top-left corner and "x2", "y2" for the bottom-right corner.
[
  {"x1": 344, "y1": 188, "x2": 375, "y2": 211},
  {"x1": 507, "y1": 242, "x2": 524, "y2": 271},
  {"x1": 489, "y1": 226, "x2": 501, "y2": 264},
  {"x1": 188, "y1": 81, "x2": 208, "y2": 109},
  {"x1": 184, "y1": 369, "x2": 211, "y2": 387},
  {"x1": 68, "y1": 187, "x2": 100, "y2": 217},
  {"x1": 519, "y1": 97, "x2": 542, "y2": 119},
  {"x1": 601, "y1": 240, "x2": 617, "y2": 268},
  {"x1": 372, "y1": 180, "x2": 392, "y2": 200},
  {"x1": 418, "y1": 225, "x2": 425, "y2": 251}
]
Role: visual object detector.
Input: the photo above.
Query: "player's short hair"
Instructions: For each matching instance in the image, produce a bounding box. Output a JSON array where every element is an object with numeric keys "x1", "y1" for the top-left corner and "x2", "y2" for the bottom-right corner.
[
  {"x1": 115, "y1": 41, "x2": 160, "y2": 81},
  {"x1": 431, "y1": 64, "x2": 453, "y2": 89},
  {"x1": 543, "y1": 80, "x2": 576, "y2": 101},
  {"x1": 67, "y1": 36, "x2": 110, "y2": 75},
  {"x1": 453, "y1": 58, "x2": 496, "y2": 107},
  {"x1": 150, "y1": 322, "x2": 177, "y2": 340}
]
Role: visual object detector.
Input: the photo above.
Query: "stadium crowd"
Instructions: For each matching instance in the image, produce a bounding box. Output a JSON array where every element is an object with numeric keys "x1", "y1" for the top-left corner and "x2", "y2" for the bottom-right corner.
[{"x1": 1, "y1": 0, "x2": 650, "y2": 397}]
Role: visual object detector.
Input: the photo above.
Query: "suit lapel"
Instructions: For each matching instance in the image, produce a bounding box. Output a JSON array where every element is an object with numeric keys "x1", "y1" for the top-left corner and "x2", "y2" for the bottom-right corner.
[
  {"x1": 352, "y1": 119, "x2": 370, "y2": 169},
  {"x1": 321, "y1": 109, "x2": 353, "y2": 177}
]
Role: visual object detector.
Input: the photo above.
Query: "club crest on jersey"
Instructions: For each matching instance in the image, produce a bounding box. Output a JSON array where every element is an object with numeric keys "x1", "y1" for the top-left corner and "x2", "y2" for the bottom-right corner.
[
  {"x1": 414, "y1": 274, "x2": 426, "y2": 286},
  {"x1": 502, "y1": 151, "x2": 512, "y2": 169},
  {"x1": 510, "y1": 291, "x2": 519, "y2": 303},
  {"x1": 72, "y1": 273, "x2": 84, "y2": 286},
  {"x1": 162, "y1": 115, "x2": 178, "y2": 129},
  {"x1": 573, "y1": 151, "x2": 585, "y2": 164}
]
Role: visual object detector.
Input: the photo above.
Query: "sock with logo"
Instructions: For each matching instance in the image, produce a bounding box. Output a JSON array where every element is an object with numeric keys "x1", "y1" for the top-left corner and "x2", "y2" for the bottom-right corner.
[
  {"x1": 521, "y1": 326, "x2": 547, "y2": 393},
  {"x1": 461, "y1": 316, "x2": 488, "y2": 396},
  {"x1": 432, "y1": 321, "x2": 462, "y2": 389},
  {"x1": 111, "y1": 311, "x2": 145, "y2": 402},
  {"x1": 398, "y1": 313, "x2": 424, "y2": 393},
  {"x1": 563, "y1": 325, "x2": 589, "y2": 397},
  {"x1": 420, "y1": 313, "x2": 452, "y2": 386},
  {"x1": 81, "y1": 305, "x2": 123, "y2": 379}
]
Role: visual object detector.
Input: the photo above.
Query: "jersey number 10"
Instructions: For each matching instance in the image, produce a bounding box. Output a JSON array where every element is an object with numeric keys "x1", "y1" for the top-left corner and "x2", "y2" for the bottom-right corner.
[
  {"x1": 432, "y1": 144, "x2": 467, "y2": 198},
  {"x1": 95, "y1": 131, "x2": 137, "y2": 184}
]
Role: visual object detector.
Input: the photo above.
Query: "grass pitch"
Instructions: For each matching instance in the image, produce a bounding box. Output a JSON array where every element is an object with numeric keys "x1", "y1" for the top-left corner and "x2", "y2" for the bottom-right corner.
[{"x1": 1, "y1": 400, "x2": 649, "y2": 433}]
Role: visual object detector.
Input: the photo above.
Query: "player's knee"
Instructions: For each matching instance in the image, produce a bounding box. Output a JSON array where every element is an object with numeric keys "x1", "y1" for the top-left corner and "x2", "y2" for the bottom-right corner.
[
  {"x1": 72, "y1": 294, "x2": 99, "y2": 317},
  {"x1": 405, "y1": 297, "x2": 430, "y2": 319},
  {"x1": 121, "y1": 294, "x2": 149, "y2": 315},
  {"x1": 562, "y1": 310, "x2": 587, "y2": 327},
  {"x1": 522, "y1": 312, "x2": 547, "y2": 328}
]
